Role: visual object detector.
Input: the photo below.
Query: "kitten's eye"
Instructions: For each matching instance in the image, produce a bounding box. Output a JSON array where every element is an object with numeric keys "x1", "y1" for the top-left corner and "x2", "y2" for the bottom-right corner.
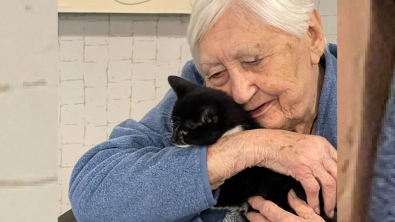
[{"x1": 181, "y1": 130, "x2": 188, "y2": 135}]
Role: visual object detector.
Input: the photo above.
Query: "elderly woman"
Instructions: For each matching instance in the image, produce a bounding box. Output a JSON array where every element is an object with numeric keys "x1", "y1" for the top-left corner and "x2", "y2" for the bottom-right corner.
[{"x1": 69, "y1": 0, "x2": 337, "y2": 222}]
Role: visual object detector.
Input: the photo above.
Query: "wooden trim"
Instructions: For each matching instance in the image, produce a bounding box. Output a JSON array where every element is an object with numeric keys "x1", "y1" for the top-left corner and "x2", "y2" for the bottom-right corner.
[
  {"x1": 338, "y1": 0, "x2": 395, "y2": 221},
  {"x1": 58, "y1": 0, "x2": 192, "y2": 13}
]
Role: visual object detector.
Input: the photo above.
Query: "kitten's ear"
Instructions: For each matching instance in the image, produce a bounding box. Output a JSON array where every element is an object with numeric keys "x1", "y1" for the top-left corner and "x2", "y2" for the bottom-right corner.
[
  {"x1": 201, "y1": 107, "x2": 218, "y2": 124},
  {"x1": 168, "y1": 76, "x2": 196, "y2": 98}
]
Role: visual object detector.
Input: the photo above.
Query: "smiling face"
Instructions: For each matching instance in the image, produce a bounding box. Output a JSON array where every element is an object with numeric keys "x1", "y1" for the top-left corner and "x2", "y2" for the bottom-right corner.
[{"x1": 199, "y1": 8, "x2": 325, "y2": 133}]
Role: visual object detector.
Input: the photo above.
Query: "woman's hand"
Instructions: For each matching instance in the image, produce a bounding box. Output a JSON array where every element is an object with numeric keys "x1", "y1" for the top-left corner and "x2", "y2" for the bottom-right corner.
[
  {"x1": 206, "y1": 129, "x2": 337, "y2": 218},
  {"x1": 253, "y1": 130, "x2": 337, "y2": 218},
  {"x1": 246, "y1": 190, "x2": 325, "y2": 222}
]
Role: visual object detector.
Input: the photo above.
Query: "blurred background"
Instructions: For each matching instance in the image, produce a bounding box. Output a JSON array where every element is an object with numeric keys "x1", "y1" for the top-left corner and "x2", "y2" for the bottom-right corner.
[{"x1": 0, "y1": 0, "x2": 337, "y2": 221}]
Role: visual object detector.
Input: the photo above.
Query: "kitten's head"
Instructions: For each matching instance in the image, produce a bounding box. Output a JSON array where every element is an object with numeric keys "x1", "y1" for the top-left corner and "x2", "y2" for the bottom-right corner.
[{"x1": 168, "y1": 76, "x2": 235, "y2": 147}]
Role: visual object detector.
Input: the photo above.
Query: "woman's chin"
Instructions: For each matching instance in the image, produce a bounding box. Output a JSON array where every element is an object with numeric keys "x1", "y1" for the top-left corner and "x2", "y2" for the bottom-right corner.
[
  {"x1": 255, "y1": 112, "x2": 286, "y2": 130},
  {"x1": 257, "y1": 119, "x2": 284, "y2": 130}
]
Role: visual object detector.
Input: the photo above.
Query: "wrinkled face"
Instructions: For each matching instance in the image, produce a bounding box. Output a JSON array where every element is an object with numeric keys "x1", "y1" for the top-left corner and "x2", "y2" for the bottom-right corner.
[{"x1": 199, "y1": 9, "x2": 324, "y2": 131}]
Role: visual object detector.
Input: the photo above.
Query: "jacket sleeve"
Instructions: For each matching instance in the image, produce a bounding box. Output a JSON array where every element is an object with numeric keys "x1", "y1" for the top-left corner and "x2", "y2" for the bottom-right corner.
[{"x1": 68, "y1": 62, "x2": 218, "y2": 222}]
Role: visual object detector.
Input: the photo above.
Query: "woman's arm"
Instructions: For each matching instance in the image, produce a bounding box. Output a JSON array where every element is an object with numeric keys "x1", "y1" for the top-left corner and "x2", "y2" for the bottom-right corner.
[
  {"x1": 68, "y1": 90, "x2": 217, "y2": 222},
  {"x1": 207, "y1": 129, "x2": 337, "y2": 218}
]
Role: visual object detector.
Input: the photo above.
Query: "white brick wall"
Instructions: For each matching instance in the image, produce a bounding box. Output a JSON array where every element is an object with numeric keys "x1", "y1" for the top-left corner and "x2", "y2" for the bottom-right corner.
[{"x1": 58, "y1": 1, "x2": 337, "y2": 214}]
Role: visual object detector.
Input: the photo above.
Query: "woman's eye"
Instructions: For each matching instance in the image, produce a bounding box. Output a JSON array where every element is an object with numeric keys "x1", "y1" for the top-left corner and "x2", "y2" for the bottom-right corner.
[
  {"x1": 244, "y1": 59, "x2": 261, "y2": 65},
  {"x1": 210, "y1": 71, "x2": 225, "y2": 79}
]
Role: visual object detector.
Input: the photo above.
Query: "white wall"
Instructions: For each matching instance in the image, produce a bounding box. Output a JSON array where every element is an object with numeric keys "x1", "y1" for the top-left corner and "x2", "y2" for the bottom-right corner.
[
  {"x1": 58, "y1": 0, "x2": 337, "y2": 215},
  {"x1": 0, "y1": 0, "x2": 58, "y2": 221}
]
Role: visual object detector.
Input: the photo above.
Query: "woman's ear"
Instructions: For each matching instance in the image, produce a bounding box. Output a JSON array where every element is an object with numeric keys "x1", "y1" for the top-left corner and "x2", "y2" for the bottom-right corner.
[{"x1": 307, "y1": 9, "x2": 326, "y2": 65}]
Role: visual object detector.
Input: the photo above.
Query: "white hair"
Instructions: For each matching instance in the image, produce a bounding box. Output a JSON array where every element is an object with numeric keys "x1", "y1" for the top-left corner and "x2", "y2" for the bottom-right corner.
[{"x1": 187, "y1": 0, "x2": 321, "y2": 74}]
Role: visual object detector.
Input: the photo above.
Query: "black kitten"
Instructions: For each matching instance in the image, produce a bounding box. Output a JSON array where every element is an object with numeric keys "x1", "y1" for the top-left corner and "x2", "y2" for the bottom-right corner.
[{"x1": 168, "y1": 76, "x2": 336, "y2": 222}]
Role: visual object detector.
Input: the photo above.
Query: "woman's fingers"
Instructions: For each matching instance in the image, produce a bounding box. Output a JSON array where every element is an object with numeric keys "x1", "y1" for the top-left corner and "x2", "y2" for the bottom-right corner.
[
  {"x1": 246, "y1": 211, "x2": 270, "y2": 222},
  {"x1": 312, "y1": 165, "x2": 337, "y2": 218},
  {"x1": 299, "y1": 176, "x2": 321, "y2": 214},
  {"x1": 323, "y1": 158, "x2": 337, "y2": 181},
  {"x1": 248, "y1": 196, "x2": 290, "y2": 221},
  {"x1": 287, "y1": 190, "x2": 324, "y2": 222},
  {"x1": 329, "y1": 146, "x2": 337, "y2": 163}
]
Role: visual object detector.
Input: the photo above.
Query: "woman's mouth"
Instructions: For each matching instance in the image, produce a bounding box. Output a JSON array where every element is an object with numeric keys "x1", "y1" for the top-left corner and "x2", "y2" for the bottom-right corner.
[{"x1": 249, "y1": 100, "x2": 273, "y2": 118}]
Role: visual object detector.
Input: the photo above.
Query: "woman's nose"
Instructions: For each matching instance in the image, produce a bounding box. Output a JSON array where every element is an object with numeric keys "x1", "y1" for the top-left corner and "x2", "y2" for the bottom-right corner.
[{"x1": 229, "y1": 72, "x2": 257, "y2": 104}]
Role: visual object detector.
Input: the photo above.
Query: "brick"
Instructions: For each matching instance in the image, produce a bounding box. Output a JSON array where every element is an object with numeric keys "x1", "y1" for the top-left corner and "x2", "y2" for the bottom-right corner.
[
  {"x1": 107, "y1": 99, "x2": 130, "y2": 123},
  {"x1": 84, "y1": 45, "x2": 109, "y2": 62},
  {"x1": 155, "y1": 86, "x2": 171, "y2": 103},
  {"x1": 108, "y1": 37, "x2": 133, "y2": 61},
  {"x1": 61, "y1": 143, "x2": 85, "y2": 167},
  {"x1": 58, "y1": 150, "x2": 62, "y2": 167},
  {"x1": 60, "y1": 167, "x2": 74, "y2": 205},
  {"x1": 180, "y1": 21, "x2": 189, "y2": 37},
  {"x1": 180, "y1": 41, "x2": 193, "y2": 64},
  {"x1": 108, "y1": 81, "x2": 132, "y2": 100},
  {"x1": 84, "y1": 62, "x2": 108, "y2": 87},
  {"x1": 132, "y1": 80, "x2": 155, "y2": 102},
  {"x1": 84, "y1": 14, "x2": 109, "y2": 22},
  {"x1": 60, "y1": 124, "x2": 84, "y2": 144},
  {"x1": 321, "y1": 16, "x2": 337, "y2": 35},
  {"x1": 130, "y1": 14, "x2": 158, "y2": 22},
  {"x1": 130, "y1": 100, "x2": 158, "y2": 121},
  {"x1": 84, "y1": 125, "x2": 108, "y2": 146},
  {"x1": 83, "y1": 145, "x2": 94, "y2": 154},
  {"x1": 58, "y1": 127, "x2": 62, "y2": 149},
  {"x1": 157, "y1": 16, "x2": 183, "y2": 37},
  {"x1": 109, "y1": 15, "x2": 133, "y2": 36},
  {"x1": 133, "y1": 20, "x2": 157, "y2": 37},
  {"x1": 59, "y1": 40, "x2": 83, "y2": 61},
  {"x1": 59, "y1": 184, "x2": 62, "y2": 204},
  {"x1": 61, "y1": 203, "x2": 72, "y2": 215},
  {"x1": 132, "y1": 61, "x2": 156, "y2": 81},
  {"x1": 85, "y1": 106, "x2": 107, "y2": 126},
  {"x1": 181, "y1": 15, "x2": 190, "y2": 24},
  {"x1": 59, "y1": 80, "x2": 84, "y2": 105},
  {"x1": 156, "y1": 63, "x2": 180, "y2": 88},
  {"x1": 107, "y1": 122, "x2": 119, "y2": 139},
  {"x1": 85, "y1": 87, "x2": 107, "y2": 108},
  {"x1": 58, "y1": 167, "x2": 62, "y2": 185},
  {"x1": 108, "y1": 60, "x2": 132, "y2": 82},
  {"x1": 84, "y1": 20, "x2": 110, "y2": 46},
  {"x1": 318, "y1": 0, "x2": 337, "y2": 16},
  {"x1": 60, "y1": 104, "x2": 84, "y2": 125},
  {"x1": 157, "y1": 37, "x2": 181, "y2": 65},
  {"x1": 59, "y1": 201, "x2": 62, "y2": 215},
  {"x1": 59, "y1": 61, "x2": 83, "y2": 81},
  {"x1": 132, "y1": 40, "x2": 156, "y2": 63},
  {"x1": 59, "y1": 16, "x2": 84, "y2": 41}
]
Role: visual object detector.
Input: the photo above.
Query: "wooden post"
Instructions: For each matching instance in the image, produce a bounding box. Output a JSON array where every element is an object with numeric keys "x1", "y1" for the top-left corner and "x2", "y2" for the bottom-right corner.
[{"x1": 338, "y1": 0, "x2": 395, "y2": 221}]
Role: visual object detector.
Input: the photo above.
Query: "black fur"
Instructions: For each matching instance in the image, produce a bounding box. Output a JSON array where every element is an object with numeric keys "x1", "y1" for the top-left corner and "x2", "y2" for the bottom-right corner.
[{"x1": 168, "y1": 76, "x2": 336, "y2": 222}]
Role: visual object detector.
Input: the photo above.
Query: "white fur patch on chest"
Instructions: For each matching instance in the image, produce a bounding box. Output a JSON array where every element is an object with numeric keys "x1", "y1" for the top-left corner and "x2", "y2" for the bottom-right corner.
[{"x1": 221, "y1": 125, "x2": 244, "y2": 138}]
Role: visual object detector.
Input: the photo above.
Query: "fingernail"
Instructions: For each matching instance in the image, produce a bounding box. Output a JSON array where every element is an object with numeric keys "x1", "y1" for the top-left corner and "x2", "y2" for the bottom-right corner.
[
  {"x1": 315, "y1": 207, "x2": 320, "y2": 215},
  {"x1": 290, "y1": 189, "x2": 297, "y2": 198},
  {"x1": 328, "y1": 210, "x2": 334, "y2": 218}
]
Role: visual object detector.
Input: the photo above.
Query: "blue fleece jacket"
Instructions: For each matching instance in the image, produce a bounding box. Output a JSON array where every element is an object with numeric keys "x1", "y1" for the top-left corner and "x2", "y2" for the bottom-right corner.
[
  {"x1": 369, "y1": 66, "x2": 395, "y2": 221},
  {"x1": 69, "y1": 44, "x2": 337, "y2": 222}
]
